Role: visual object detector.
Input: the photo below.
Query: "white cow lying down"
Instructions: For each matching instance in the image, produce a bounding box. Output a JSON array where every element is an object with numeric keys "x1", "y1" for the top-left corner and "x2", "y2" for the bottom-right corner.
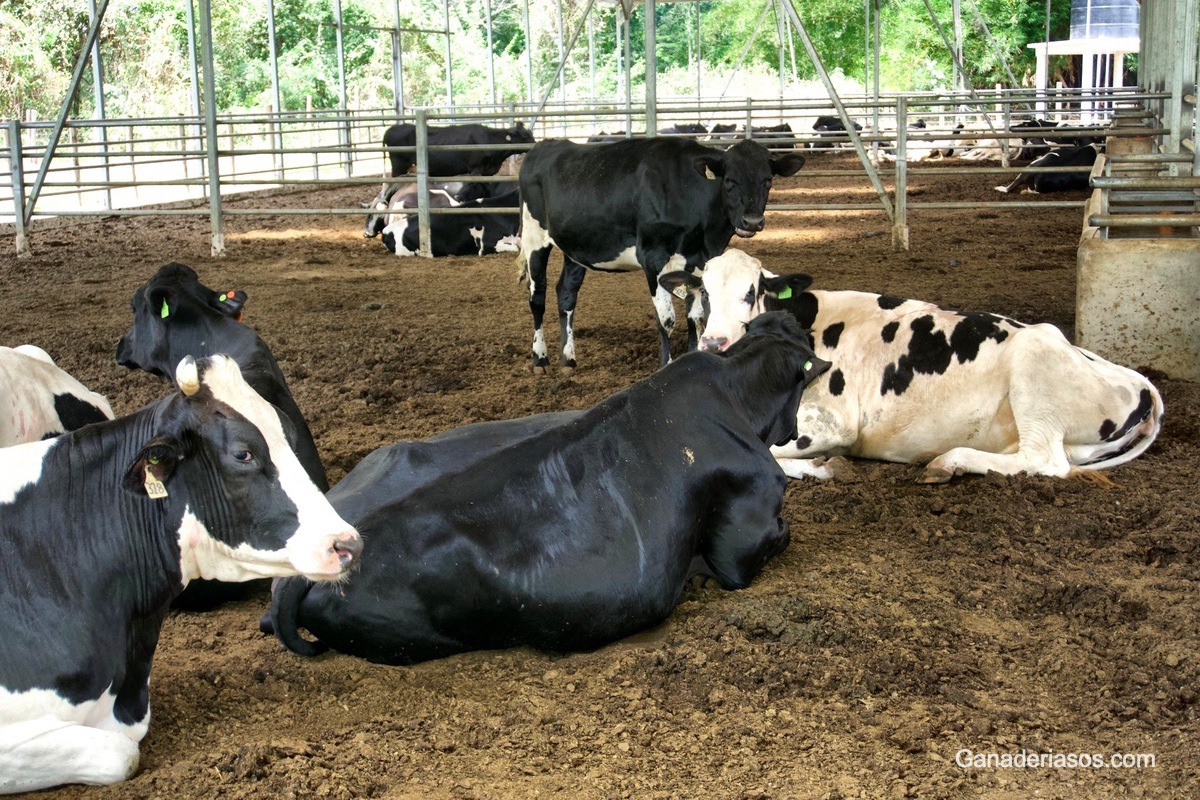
[{"x1": 662, "y1": 249, "x2": 1163, "y2": 482}]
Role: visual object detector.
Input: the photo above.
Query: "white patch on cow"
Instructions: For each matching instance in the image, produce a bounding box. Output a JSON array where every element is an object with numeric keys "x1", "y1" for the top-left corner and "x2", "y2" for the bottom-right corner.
[
  {"x1": 469, "y1": 226, "x2": 485, "y2": 256},
  {"x1": 1, "y1": 347, "x2": 115, "y2": 448},
  {"x1": 775, "y1": 458, "x2": 836, "y2": 480},
  {"x1": 494, "y1": 235, "x2": 521, "y2": 253},
  {"x1": 195, "y1": 357, "x2": 358, "y2": 580},
  {"x1": 563, "y1": 311, "x2": 576, "y2": 362},
  {"x1": 12, "y1": 345, "x2": 54, "y2": 365},
  {"x1": 590, "y1": 245, "x2": 641, "y2": 273},
  {"x1": 652, "y1": 255, "x2": 688, "y2": 329},
  {"x1": 0, "y1": 438, "x2": 56, "y2": 504},
  {"x1": 532, "y1": 328, "x2": 547, "y2": 362},
  {"x1": 0, "y1": 685, "x2": 146, "y2": 793},
  {"x1": 381, "y1": 220, "x2": 416, "y2": 257},
  {"x1": 520, "y1": 203, "x2": 556, "y2": 255}
]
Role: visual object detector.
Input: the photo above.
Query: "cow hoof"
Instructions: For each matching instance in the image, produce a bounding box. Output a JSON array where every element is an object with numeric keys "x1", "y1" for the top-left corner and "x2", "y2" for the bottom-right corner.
[
  {"x1": 918, "y1": 466, "x2": 955, "y2": 484},
  {"x1": 560, "y1": 365, "x2": 576, "y2": 377},
  {"x1": 816, "y1": 455, "x2": 855, "y2": 479}
]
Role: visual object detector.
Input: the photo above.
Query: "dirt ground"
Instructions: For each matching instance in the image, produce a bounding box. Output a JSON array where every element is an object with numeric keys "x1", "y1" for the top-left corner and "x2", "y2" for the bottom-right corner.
[{"x1": 2, "y1": 153, "x2": 1197, "y2": 799}]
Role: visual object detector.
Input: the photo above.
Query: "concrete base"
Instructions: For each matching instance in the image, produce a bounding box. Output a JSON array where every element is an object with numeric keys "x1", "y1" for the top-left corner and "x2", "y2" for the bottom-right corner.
[{"x1": 1077, "y1": 218, "x2": 1200, "y2": 381}]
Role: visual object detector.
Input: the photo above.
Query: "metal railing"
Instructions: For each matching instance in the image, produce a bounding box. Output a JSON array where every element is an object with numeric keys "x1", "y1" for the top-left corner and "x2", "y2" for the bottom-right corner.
[{"x1": 1, "y1": 87, "x2": 1179, "y2": 256}]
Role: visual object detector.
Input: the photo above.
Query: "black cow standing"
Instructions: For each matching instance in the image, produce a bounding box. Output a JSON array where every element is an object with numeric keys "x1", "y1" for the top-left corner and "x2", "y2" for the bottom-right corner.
[
  {"x1": 269, "y1": 314, "x2": 830, "y2": 665},
  {"x1": 517, "y1": 137, "x2": 806, "y2": 372},
  {"x1": 116, "y1": 263, "x2": 329, "y2": 610},
  {"x1": 364, "y1": 122, "x2": 535, "y2": 238}
]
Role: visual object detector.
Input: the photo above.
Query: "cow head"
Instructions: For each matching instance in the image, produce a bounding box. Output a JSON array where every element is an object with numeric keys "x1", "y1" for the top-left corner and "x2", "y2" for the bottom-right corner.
[
  {"x1": 507, "y1": 121, "x2": 535, "y2": 144},
  {"x1": 721, "y1": 312, "x2": 830, "y2": 446},
  {"x1": 660, "y1": 249, "x2": 812, "y2": 353},
  {"x1": 694, "y1": 139, "x2": 805, "y2": 239},
  {"x1": 116, "y1": 262, "x2": 247, "y2": 378},
  {"x1": 363, "y1": 183, "x2": 396, "y2": 238},
  {"x1": 126, "y1": 355, "x2": 360, "y2": 583}
]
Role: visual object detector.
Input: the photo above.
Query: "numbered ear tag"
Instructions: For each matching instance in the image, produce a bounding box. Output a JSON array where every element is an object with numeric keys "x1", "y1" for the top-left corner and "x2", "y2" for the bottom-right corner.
[
  {"x1": 704, "y1": 166, "x2": 717, "y2": 180},
  {"x1": 144, "y1": 466, "x2": 168, "y2": 499},
  {"x1": 672, "y1": 285, "x2": 689, "y2": 300}
]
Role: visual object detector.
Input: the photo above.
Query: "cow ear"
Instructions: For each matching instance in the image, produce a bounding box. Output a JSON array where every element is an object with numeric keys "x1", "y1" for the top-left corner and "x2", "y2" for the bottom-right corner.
[
  {"x1": 123, "y1": 436, "x2": 184, "y2": 496},
  {"x1": 769, "y1": 152, "x2": 806, "y2": 177},
  {"x1": 210, "y1": 289, "x2": 246, "y2": 320},
  {"x1": 658, "y1": 271, "x2": 703, "y2": 294},
  {"x1": 693, "y1": 154, "x2": 725, "y2": 180},
  {"x1": 763, "y1": 273, "x2": 812, "y2": 300}
]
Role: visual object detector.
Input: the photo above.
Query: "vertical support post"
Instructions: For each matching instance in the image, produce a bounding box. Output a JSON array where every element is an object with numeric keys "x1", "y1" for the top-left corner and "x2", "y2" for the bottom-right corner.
[
  {"x1": 89, "y1": 0, "x2": 112, "y2": 211},
  {"x1": 393, "y1": 0, "x2": 405, "y2": 113},
  {"x1": 774, "y1": 0, "x2": 785, "y2": 113},
  {"x1": 415, "y1": 109, "x2": 432, "y2": 258},
  {"x1": 333, "y1": 0, "x2": 351, "y2": 175},
  {"x1": 623, "y1": 6, "x2": 632, "y2": 133},
  {"x1": 266, "y1": 0, "x2": 284, "y2": 180},
  {"x1": 486, "y1": 0, "x2": 497, "y2": 106},
  {"x1": 892, "y1": 97, "x2": 909, "y2": 251},
  {"x1": 8, "y1": 120, "x2": 30, "y2": 257},
  {"x1": 198, "y1": 0, "x2": 225, "y2": 256},
  {"x1": 615, "y1": 6, "x2": 622, "y2": 105},
  {"x1": 524, "y1": 0, "x2": 534, "y2": 107},
  {"x1": 557, "y1": 0, "x2": 567, "y2": 121},
  {"x1": 588, "y1": 7, "x2": 596, "y2": 104},
  {"x1": 185, "y1": 0, "x2": 206, "y2": 187},
  {"x1": 952, "y1": 0, "x2": 963, "y2": 95},
  {"x1": 644, "y1": 0, "x2": 657, "y2": 133},
  {"x1": 695, "y1": 1, "x2": 702, "y2": 110},
  {"x1": 872, "y1": 0, "x2": 881, "y2": 160},
  {"x1": 444, "y1": 0, "x2": 454, "y2": 110}
]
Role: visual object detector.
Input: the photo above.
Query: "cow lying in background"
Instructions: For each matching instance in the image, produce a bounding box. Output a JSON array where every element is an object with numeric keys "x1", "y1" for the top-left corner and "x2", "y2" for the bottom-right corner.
[
  {"x1": 662, "y1": 249, "x2": 1163, "y2": 483},
  {"x1": 995, "y1": 143, "x2": 1100, "y2": 194},
  {"x1": 1, "y1": 345, "x2": 113, "y2": 447},
  {"x1": 379, "y1": 186, "x2": 521, "y2": 257},
  {"x1": 269, "y1": 314, "x2": 829, "y2": 665},
  {"x1": 518, "y1": 136, "x2": 806, "y2": 372},
  {"x1": 116, "y1": 262, "x2": 331, "y2": 609},
  {"x1": 363, "y1": 179, "x2": 514, "y2": 239},
  {"x1": 0, "y1": 356, "x2": 360, "y2": 793}
]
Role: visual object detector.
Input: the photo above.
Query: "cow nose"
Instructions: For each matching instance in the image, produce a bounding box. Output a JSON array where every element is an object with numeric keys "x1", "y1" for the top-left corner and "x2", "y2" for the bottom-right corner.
[
  {"x1": 702, "y1": 336, "x2": 728, "y2": 352},
  {"x1": 332, "y1": 533, "x2": 362, "y2": 568},
  {"x1": 742, "y1": 216, "x2": 765, "y2": 231}
]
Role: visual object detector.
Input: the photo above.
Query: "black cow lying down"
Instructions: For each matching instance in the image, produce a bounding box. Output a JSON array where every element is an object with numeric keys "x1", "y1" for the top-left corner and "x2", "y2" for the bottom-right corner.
[
  {"x1": 271, "y1": 313, "x2": 830, "y2": 665},
  {"x1": 379, "y1": 186, "x2": 521, "y2": 257},
  {"x1": 995, "y1": 143, "x2": 1101, "y2": 194}
]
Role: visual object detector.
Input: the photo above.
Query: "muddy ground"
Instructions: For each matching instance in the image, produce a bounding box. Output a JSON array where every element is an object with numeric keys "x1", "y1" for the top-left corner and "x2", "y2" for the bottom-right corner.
[{"x1": 2, "y1": 153, "x2": 1197, "y2": 799}]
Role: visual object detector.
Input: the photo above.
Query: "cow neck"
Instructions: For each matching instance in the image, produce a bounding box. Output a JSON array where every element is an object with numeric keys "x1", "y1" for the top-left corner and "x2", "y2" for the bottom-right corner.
[
  {"x1": 170, "y1": 320, "x2": 288, "y2": 403},
  {"x1": 720, "y1": 342, "x2": 805, "y2": 447},
  {"x1": 762, "y1": 291, "x2": 819, "y2": 331},
  {"x1": 48, "y1": 398, "x2": 192, "y2": 616}
]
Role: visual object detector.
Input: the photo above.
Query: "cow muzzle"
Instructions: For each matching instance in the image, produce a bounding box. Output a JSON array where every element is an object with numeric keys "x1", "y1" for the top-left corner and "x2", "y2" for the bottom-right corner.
[
  {"x1": 300, "y1": 529, "x2": 363, "y2": 580},
  {"x1": 701, "y1": 335, "x2": 730, "y2": 352},
  {"x1": 735, "y1": 216, "x2": 765, "y2": 238}
]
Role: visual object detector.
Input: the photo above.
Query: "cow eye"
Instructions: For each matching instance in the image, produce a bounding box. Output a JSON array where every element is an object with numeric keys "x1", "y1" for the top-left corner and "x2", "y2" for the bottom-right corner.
[{"x1": 233, "y1": 450, "x2": 255, "y2": 464}]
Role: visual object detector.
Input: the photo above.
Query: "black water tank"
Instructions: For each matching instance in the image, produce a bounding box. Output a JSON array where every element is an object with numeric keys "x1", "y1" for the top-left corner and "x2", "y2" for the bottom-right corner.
[{"x1": 1070, "y1": 0, "x2": 1139, "y2": 39}]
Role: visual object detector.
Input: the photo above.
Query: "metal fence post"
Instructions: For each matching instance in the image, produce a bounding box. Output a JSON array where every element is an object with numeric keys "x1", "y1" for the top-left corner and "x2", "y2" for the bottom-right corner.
[
  {"x1": 199, "y1": 0, "x2": 225, "y2": 256},
  {"x1": 415, "y1": 109, "x2": 432, "y2": 258},
  {"x1": 892, "y1": 97, "x2": 910, "y2": 251},
  {"x1": 8, "y1": 120, "x2": 30, "y2": 257}
]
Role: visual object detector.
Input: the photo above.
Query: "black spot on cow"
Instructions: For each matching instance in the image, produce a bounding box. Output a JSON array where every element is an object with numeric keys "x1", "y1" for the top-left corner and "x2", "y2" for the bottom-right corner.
[
  {"x1": 881, "y1": 321, "x2": 900, "y2": 343},
  {"x1": 822, "y1": 322, "x2": 845, "y2": 349},
  {"x1": 53, "y1": 393, "x2": 110, "y2": 432},
  {"x1": 877, "y1": 295, "x2": 906, "y2": 310},
  {"x1": 796, "y1": 436, "x2": 812, "y2": 450},
  {"x1": 828, "y1": 369, "x2": 846, "y2": 396},
  {"x1": 765, "y1": 289, "x2": 818, "y2": 330},
  {"x1": 1099, "y1": 418, "x2": 1117, "y2": 439},
  {"x1": 1104, "y1": 389, "x2": 1154, "y2": 442},
  {"x1": 948, "y1": 313, "x2": 1010, "y2": 364}
]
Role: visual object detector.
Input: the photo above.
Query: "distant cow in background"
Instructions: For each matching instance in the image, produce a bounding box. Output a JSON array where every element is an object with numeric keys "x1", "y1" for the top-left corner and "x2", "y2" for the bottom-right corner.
[
  {"x1": 517, "y1": 137, "x2": 806, "y2": 372},
  {"x1": 0, "y1": 345, "x2": 114, "y2": 447},
  {"x1": 380, "y1": 187, "x2": 521, "y2": 257},
  {"x1": 659, "y1": 123, "x2": 709, "y2": 138},
  {"x1": 364, "y1": 122, "x2": 535, "y2": 237},
  {"x1": 662, "y1": 249, "x2": 1163, "y2": 483},
  {"x1": 995, "y1": 143, "x2": 1101, "y2": 194},
  {"x1": 812, "y1": 115, "x2": 862, "y2": 147},
  {"x1": 364, "y1": 179, "x2": 516, "y2": 239}
]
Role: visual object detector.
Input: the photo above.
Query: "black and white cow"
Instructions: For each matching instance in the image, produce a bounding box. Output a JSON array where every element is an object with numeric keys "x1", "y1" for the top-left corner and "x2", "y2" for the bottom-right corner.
[
  {"x1": 812, "y1": 115, "x2": 862, "y2": 148},
  {"x1": 517, "y1": 137, "x2": 806, "y2": 372},
  {"x1": 379, "y1": 187, "x2": 522, "y2": 257},
  {"x1": 1, "y1": 345, "x2": 114, "y2": 447},
  {"x1": 363, "y1": 179, "x2": 513, "y2": 239},
  {"x1": 661, "y1": 249, "x2": 1163, "y2": 482},
  {"x1": 268, "y1": 313, "x2": 828, "y2": 665},
  {"x1": 363, "y1": 122, "x2": 535, "y2": 237},
  {"x1": 0, "y1": 356, "x2": 361, "y2": 793},
  {"x1": 995, "y1": 143, "x2": 1101, "y2": 194}
]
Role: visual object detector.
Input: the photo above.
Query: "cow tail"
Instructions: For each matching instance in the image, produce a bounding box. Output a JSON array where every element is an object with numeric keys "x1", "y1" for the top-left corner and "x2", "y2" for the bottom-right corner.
[
  {"x1": 270, "y1": 577, "x2": 329, "y2": 657},
  {"x1": 1073, "y1": 380, "x2": 1165, "y2": 474}
]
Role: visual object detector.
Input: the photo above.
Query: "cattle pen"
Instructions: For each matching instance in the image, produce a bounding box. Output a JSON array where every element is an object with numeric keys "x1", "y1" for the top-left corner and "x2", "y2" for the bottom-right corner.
[{"x1": 2, "y1": 1, "x2": 1200, "y2": 799}]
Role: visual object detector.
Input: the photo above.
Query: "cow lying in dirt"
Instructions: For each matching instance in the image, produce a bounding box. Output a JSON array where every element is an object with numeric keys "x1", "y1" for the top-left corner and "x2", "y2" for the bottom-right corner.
[{"x1": 661, "y1": 249, "x2": 1163, "y2": 483}]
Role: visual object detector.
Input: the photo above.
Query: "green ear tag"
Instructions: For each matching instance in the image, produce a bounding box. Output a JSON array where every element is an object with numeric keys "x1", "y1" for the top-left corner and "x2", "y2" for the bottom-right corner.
[
  {"x1": 160, "y1": 299, "x2": 170, "y2": 319},
  {"x1": 776, "y1": 286, "x2": 793, "y2": 300},
  {"x1": 219, "y1": 293, "x2": 227, "y2": 302},
  {"x1": 804, "y1": 360, "x2": 812, "y2": 371}
]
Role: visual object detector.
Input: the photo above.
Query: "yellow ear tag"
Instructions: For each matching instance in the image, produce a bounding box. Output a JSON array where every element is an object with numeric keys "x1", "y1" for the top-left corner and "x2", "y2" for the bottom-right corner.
[
  {"x1": 672, "y1": 285, "x2": 688, "y2": 300},
  {"x1": 704, "y1": 166, "x2": 717, "y2": 180},
  {"x1": 144, "y1": 465, "x2": 168, "y2": 499}
]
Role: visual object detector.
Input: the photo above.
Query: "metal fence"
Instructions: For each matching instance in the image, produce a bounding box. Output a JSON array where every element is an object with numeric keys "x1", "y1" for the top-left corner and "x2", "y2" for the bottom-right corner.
[{"x1": 1, "y1": 87, "x2": 1181, "y2": 257}]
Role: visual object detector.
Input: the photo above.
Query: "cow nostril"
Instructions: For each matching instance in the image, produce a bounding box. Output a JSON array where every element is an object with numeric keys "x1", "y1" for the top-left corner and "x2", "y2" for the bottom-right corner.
[
  {"x1": 332, "y1": 535, "x2": 362, "y2": 567},
  {"x1": 702, "y1": 337, "x2": 728, "y2": 352}
]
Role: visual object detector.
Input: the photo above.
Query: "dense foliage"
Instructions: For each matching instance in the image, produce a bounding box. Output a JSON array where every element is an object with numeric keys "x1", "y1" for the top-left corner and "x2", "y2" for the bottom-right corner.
[{"x1": 1, "y1": 0, "x2": 1076, "y2": 121}]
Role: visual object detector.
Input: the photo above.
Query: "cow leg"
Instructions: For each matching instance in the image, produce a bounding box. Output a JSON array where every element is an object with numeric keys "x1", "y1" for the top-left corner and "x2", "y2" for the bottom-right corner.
[
  {"x1": 769, "y1": 402, "x2": 856, "y2": 480},
  {"x1": 921, "y1": 422, "x2": 1070, "y2": 483},
  {"x1": 684, "y1": 285, "x2": 706, "y2": 352},
  {"x1": 0, "y1": 719, "x2": 140, "y2": 792},
  {"x1": 556, "y1": 258, "x2": 588, "y2": 372},
  {"x1": 640, "y1": 250, "x2": 687, "y2": 369},
  {"x1": 525, "y1": 246, "x2": 553, "y2": 373},
  {"x1": 700, "y1": 495, "x2": 791, "y2": 590}
]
